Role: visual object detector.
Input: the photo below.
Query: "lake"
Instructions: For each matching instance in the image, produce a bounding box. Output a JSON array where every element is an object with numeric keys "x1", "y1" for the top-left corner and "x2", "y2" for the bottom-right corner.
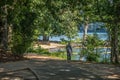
[
  {"x1": 39, "y1": 32, "x2": 110, "y2": 62},
  {"x1": 49, "y1": 47, "x2": 111, "y2": 62},
  {"x1": 39, "y1": 32, "x2": 108, "y2": 41}
]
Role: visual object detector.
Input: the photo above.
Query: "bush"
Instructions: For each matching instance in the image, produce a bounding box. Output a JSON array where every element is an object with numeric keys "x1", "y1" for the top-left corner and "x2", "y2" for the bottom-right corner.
[
  {"x1": 86, "y1": 53, "x2": 100, "y2": 62},
  {"x1": 50, "y1": 51, "x2": 66, "y2": 59},
  {"x1": 26, "y1": 46, "x2": 66, "y2": 59},
  {"x1": 81, "y1": 34, "x2": 103, "y2": 62},
  {"x1": 60, "y1": 38, "x2": 68, "y2": 44},
  {"x1": 26, "y1": 46, "x2": 51, "y2": 55}
]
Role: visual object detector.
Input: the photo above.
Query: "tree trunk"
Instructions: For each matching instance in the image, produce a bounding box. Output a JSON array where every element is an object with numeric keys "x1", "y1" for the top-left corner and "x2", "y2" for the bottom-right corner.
[
  {"x1": 81, "y1": 20, "x2": 89, "y2": 58},
  {"x1": 0, "y1": 5, "x2": 8, "y2": 52},
  {"x1": 83, "y1": 21, "x2": 89, "y2": 41},
  {"x1": 2, "y1": 5, "x2": 8, "y2": 52},
  {"x1": 43, "y1": 34, "x2": 49, "y2": 41},
  {"x1": 114, "y1": 26, "x2": 119, "y2": 63},
  {"x1": 42, "y1": 34, "x2": 49, "y2": 44},
  {"x1": 0, "y1": 20, "x2": 3, "y2": 47},
  {"x1": 110, "y1": 26, "x2": 119, "y2": 63}
]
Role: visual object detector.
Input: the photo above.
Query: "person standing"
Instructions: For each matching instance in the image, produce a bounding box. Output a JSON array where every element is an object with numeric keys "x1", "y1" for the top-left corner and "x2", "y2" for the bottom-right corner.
[{"x1": 66, "y1": 42, "x2": 72, "y2": 61}]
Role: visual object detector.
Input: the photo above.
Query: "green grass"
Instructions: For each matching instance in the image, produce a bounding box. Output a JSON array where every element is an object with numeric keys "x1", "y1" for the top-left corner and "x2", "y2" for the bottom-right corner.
[{"x1": 26, "y1": 47, "x2": 66, "y2": 59}]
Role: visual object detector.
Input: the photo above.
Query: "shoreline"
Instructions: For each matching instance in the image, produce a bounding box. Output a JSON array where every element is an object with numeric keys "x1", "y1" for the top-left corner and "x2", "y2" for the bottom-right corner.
[{"x1": 34, "y1": 41, "x2": 111, "y2": 51}]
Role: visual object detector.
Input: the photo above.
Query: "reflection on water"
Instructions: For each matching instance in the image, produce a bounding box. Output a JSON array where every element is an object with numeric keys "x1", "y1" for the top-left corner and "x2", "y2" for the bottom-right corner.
[
  {"x1": 71, "y1": 48, "x2": 111, "y2": 62},
  {"x1": 49, "y1": 47, "x2": 111, "y2": 62}
]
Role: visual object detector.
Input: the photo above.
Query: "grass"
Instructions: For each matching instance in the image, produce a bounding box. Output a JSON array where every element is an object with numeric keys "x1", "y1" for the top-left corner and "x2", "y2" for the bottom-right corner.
[{"x1": 26, "y1": 46, "x2": 66, "y2": 59}]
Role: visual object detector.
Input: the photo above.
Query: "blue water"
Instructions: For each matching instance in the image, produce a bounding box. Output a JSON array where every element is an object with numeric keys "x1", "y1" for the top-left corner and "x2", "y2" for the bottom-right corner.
[
  {"x1": 49, "y1": 47, "x2": 111, "y2": 62},
  {"x1": 77, "y1": 32, "x2": 108, "y2": 40},
  {"x1": 40, "y1": 32, "x2": 110, "y2": 62},
  {"x1": 39, "y1": 32, "x2": 108, "y2": 41},
  {"x1": 71, "y1": 47, "x2": 110, "y2": 62}
]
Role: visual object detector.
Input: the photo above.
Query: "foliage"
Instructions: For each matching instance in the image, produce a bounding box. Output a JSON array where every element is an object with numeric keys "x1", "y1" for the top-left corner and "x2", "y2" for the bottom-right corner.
[
  {"x1": 81, "y1": 34, "x2": 103, "y2": 62},
  {"x1": 60, "y1": 38, "x2": 69, "y2": 44},
  {"x1": 0, "y1": 0, "x2": 37, "y2": 57},
  {"x1": 10, "y1": 1, "x2": 37, "y2": 56},
  {"x1": 86, "y1": 53, "x2": 99, "y2": 62},
  {"x1": 27, "y1": 46, "x2": 51, "y2": 55},
  {"x1": 31, "y1": 0, "x2": 80, "y2": 41},
  {"x1": 1, "y1": 0, "x2": 80, "y2": 57},
  {"x1": 27, "y1": 46, "x2": 66, "y2": 59},
  {"x1": 50, "y1": 51, "x2": 66, "y2": 59},
  {"x1": 0, "y1": 0, "x2": 120, "y2": 63},
  {"x1": 95, "y1": 0, "x2": 120, "y2": 63}
]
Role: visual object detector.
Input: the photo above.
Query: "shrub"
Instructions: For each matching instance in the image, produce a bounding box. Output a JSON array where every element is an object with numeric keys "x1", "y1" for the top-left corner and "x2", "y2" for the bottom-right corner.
[{"x1": 86, "y1": 53, "x2": 100, "y2": 62}]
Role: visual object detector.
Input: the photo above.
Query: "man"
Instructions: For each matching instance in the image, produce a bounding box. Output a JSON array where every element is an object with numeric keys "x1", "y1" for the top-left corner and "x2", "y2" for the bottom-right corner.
[{"x1": 66, "y1": 42, "x2": 72, "y2": 61}]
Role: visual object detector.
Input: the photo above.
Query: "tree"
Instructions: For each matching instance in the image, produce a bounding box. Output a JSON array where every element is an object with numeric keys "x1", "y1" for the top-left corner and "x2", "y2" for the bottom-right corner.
[
  {"x1": 32, "y1": 0, "x2": 80, "y2": 42},
  {"x1": 0, "y1": 0, "x2": 37, "y2": 58},
  {"x1": 0, "y1": 0, "x2": 81, "y2": 58},
  {"x1": 10, "y1": 0, "x2": 37, "y2": 57},
  {"x1": 58, "y1": 9, "x2": 79, "y2": 40},
  {"x1": 0, "y1": 0, "x2": 15, "y2": 53},
  {"x1": 95, "y1": 0, "x2": 120, "y2": 63}
]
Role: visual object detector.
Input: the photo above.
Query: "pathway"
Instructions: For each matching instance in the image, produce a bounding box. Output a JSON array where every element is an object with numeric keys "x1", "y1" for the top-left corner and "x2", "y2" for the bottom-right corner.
[{"x1": 0, "y1": 55, "x2": 120, "y2": 80}]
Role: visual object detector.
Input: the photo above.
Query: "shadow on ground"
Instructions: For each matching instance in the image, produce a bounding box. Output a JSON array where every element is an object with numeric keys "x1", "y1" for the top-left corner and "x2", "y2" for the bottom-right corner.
[{"x1": 0, "y1": 58, "x2": 119, "y2": 80}]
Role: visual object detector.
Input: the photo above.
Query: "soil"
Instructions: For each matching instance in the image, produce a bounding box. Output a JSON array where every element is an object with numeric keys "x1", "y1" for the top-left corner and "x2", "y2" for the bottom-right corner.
[
  {"x1": 34, "y1": 41, "x2": 66, "y2": 49},
  {"x1": 0, "y1": 54, "x2": 120, "y2": 80}
]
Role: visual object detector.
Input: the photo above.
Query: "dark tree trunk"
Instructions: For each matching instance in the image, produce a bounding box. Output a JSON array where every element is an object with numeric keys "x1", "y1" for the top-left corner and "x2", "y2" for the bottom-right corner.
[
  {"x1": 2, "y1": 6, "x2": 8, "y2": 52},
  {"x1": 110, "y1": 26, "x2": 119, "y2": 63},
  {"x1": 43, "y1": 35, "x2": 49, "y2": 41},
  {"x1": 0, "y1": 20, "x2": 3, "y2": 46},
  {"x1": 42, "y1": 34, "x2": 49, "y2": 44},
  {"x1": 0, "y1": 9, "x2": 8, "y2": 60},
  {"x1": 114, "y1": 26, "x2": 119, "y2": 63}
]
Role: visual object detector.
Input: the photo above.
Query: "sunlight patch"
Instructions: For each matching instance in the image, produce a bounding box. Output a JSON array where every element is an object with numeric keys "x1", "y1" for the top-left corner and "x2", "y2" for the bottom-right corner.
[
  {"x1": 89, "y1": 76, "x2": 95, "y2": 78},
  {"x1": 1, "y1": 77, "x2": 10, "y2": 80},
  {"x1": 68, "y1": 77, "x2": 76, "y2": 80},
  {"x1": 49, "y1": 73, "x2": 56, "y2": 76},
  {"x1": 7, "y1": 72, "x2": 14, "y2": 75},
  {"x1": 78, "y1": 78, "x2": 91, "y2": 80},
  {"x1": 1, "y1": 76, "x2": 23, "y2": 80},
  {"x1": 59, "y1": 69, "x2": 70, "y2": 72},
  {"x1": 0, "y1": 68, "x2": 4, "y2": 72},
  {"x1": 107, "y1": 74, "x2": 120, "y2": 79}
]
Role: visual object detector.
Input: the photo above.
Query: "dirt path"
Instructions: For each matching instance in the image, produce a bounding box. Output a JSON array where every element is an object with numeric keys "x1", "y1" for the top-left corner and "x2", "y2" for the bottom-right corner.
[
  {"x1": 0, "y1": 55, "x2": 120, "y2": 80},
  {"x1": 34, "y1": 42, "x2": 65, "y2": 49}
]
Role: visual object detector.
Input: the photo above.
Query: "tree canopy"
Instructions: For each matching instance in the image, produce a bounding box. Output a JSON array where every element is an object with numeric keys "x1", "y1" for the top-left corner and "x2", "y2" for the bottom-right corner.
[{"x1": 0, "y1": 0, "x2": 120, "y2": 63}]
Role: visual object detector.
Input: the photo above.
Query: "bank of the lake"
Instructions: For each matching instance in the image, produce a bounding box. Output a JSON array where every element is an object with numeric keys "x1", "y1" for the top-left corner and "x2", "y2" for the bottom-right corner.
[{"x1": 32, "y1": 41, "x2": 111, "y2": 63}]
